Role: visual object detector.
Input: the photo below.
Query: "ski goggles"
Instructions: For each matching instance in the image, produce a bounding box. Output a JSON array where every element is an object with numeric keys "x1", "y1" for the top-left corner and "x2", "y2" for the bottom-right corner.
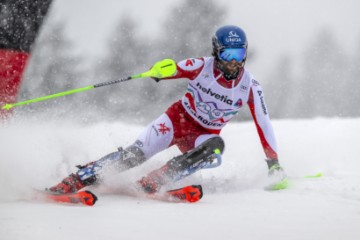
[{"x1": 219, "y1": 48, "x2": 247, "y2": 62}]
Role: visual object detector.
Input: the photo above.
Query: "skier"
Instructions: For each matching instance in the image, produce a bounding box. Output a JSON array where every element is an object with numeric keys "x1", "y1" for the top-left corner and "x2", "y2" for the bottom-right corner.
[{"x1": 48, "y1": 25, "x2": 286, "y2": 198}]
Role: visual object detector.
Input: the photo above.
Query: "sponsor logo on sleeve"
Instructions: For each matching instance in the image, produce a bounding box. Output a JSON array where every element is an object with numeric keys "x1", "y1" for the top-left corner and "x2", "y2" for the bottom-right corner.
[
  {"x1": 257, "y1": 90, "x2": 268, "y2": 115},
  {"x1": 252, "y1": 79, "x2": 260, "y2": 86},
  {"x1": 152, "y1": 125, "x2": 159, "y2": 136},
  {"x1": 240, "y1": 85, "x2": 248, "y2": 91},
  {"x1": 178, "y1": 58, "x2": 204, "y2": 71}
]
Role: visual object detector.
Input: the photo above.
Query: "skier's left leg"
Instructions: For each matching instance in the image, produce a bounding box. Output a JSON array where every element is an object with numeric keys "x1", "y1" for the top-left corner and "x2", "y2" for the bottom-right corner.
[{"x1": 138, "y1": 134, "x2": 225, "y2": 193}]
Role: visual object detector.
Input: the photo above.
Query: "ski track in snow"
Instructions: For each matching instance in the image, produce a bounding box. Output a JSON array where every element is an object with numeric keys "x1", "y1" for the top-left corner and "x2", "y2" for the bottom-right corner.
[{"x1": 0, "y1": 117, "x2": 359, "y2": 240}]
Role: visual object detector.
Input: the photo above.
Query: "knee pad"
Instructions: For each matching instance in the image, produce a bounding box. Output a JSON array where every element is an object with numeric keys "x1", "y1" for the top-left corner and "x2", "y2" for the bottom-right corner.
[
  {"x1": 121, "y1": 145, "x2": 146, "y2": 168},
  {"x1": 168, "y1": 136, "x2": 225, "y2": 172},
  {"x1": 195, "y1": 135, "x2": 225, "y2": 154},
  {"x1": 160, "y1": 136, "x2": 224, "y2": 183},
  {"x1": 195, "y1": 136, "x2": 225, "y2": 156}
]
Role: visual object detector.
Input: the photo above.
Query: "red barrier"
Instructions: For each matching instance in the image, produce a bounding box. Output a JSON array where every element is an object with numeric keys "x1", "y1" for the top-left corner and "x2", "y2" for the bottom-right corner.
[{"x1": 0, "y1": 49, "x2": 30, "y2": 118}]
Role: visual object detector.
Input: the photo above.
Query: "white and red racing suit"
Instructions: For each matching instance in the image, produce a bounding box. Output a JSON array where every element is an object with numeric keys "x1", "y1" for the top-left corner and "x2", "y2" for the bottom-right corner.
[{"x1": 132, "y1": 57, "x2": 278, "y2": 160}]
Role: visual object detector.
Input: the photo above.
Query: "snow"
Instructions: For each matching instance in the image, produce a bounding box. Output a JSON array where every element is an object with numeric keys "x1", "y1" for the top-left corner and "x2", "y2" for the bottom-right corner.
[{"x1": 1, "y1": 117, "x2": 360, "y2": 240}]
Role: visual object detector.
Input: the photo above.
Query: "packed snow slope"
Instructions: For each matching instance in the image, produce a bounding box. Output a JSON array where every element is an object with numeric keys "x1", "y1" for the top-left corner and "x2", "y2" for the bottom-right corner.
[{"x1": 0, "y1": 117, "x2": 359, "y2": 240}]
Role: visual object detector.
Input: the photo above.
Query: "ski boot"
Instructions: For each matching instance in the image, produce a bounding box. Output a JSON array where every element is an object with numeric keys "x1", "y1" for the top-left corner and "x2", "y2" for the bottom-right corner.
[
  {"x1": 138, "y1": 136, "x2": 224, "y2": 194},
  {"x1": 48, "y1": 146, "x2": 146, "y2": 194},
  {"x1": 48, "y1": 173, "x2": 89, "y2": 194}
]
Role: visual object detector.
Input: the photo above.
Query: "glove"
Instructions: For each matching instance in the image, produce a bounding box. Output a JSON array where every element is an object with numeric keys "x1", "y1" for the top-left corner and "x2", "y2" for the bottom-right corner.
[{"x1": 264, "y1": 159, "x2": 288, "y2": 190}]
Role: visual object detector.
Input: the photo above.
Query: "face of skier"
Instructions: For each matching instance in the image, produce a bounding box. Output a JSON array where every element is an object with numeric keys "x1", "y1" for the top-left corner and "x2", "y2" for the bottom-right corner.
[
  {"x1": 219, "y1": 59, "x2": 243, "y2": 74},
  {"x1": 216, "y1": 47, "x2": 246, "y2": 79}
]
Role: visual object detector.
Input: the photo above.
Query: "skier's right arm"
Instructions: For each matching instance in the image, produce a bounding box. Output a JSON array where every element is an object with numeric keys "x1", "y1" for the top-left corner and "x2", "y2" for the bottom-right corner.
[{"x1": 152, "y1": 58, "x2": 205, "y2": 81}]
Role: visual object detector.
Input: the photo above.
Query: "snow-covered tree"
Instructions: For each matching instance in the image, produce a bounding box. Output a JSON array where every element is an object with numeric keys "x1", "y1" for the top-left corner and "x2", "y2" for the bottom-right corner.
[
  {"x1": 148, "y1": 0, "x2": 226, "y2": 120},
  {"x1": 20, "y1": 21, "x2": 84, "y2": 119},
  {"x1": 265, "y1": 55, "x2": 295, "y2": 119},
  {"x1": 297, "y1": 28, "x2": 348, "y2": 118},
  {"x1": 99, "y1": 0, "x2": 227, "y2": 123},
  {"x1": 94, "y1": 16, "x2": 152, "y2": 123}
]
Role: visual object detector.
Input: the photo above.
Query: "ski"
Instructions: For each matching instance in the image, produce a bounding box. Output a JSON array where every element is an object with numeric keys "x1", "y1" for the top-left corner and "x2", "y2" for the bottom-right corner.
[
  {"x1": 37, "y1": 184, "x2": 202, "y2": 206},
  {"x1": 40, "y1": 190, "x2": 98, "y2": 206},
  {"x1": 266, "y1": 177, "x2": 289, "y2": 191},
  {"x1": 266, "y1": 172, "x2": 323, "y2": 191},
  {"x1": 115, "y1": 184, "x2": 204, "y2": 203},
  {"x1": 149, "y1": 185, "x2": 203, "y2": 203}
]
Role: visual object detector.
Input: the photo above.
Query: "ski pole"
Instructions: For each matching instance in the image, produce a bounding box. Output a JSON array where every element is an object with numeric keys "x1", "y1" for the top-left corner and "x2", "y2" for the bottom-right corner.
[{"x1": 2, "y1": 58, "x2": 177, "y2": 110}]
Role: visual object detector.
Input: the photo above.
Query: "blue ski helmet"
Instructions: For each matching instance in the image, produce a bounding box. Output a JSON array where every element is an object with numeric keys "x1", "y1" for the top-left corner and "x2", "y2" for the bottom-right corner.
[{"x1": 212, "y1": 25, "x2": 248, "y2": 63}]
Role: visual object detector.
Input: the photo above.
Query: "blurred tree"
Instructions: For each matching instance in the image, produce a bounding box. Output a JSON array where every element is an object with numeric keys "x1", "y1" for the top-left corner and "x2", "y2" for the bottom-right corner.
[
  {"x1": 19, "y1": 21, "x2": 84, "y2": 119},
  {"x1": 99, "y1": 0, "x2": 226, "y2": 124},
  {"x1": 346, "y1": 34, "x2": 360, "y2": 117},
  {"x1": 149, "y1": 0, "x2": 226, "y2": 119},
  {"x1": 158, "y1": 0, "x2": 226, "y2": 59},
  {"x1": 96, "y1": 16, "x2": 152, "y2": 123},
  {"x1": 298, "y1": 28, "x2": 348, "y2": 118},
  {"x1": 265, "y1": 55, "x2": 295, "y2": 119}
]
